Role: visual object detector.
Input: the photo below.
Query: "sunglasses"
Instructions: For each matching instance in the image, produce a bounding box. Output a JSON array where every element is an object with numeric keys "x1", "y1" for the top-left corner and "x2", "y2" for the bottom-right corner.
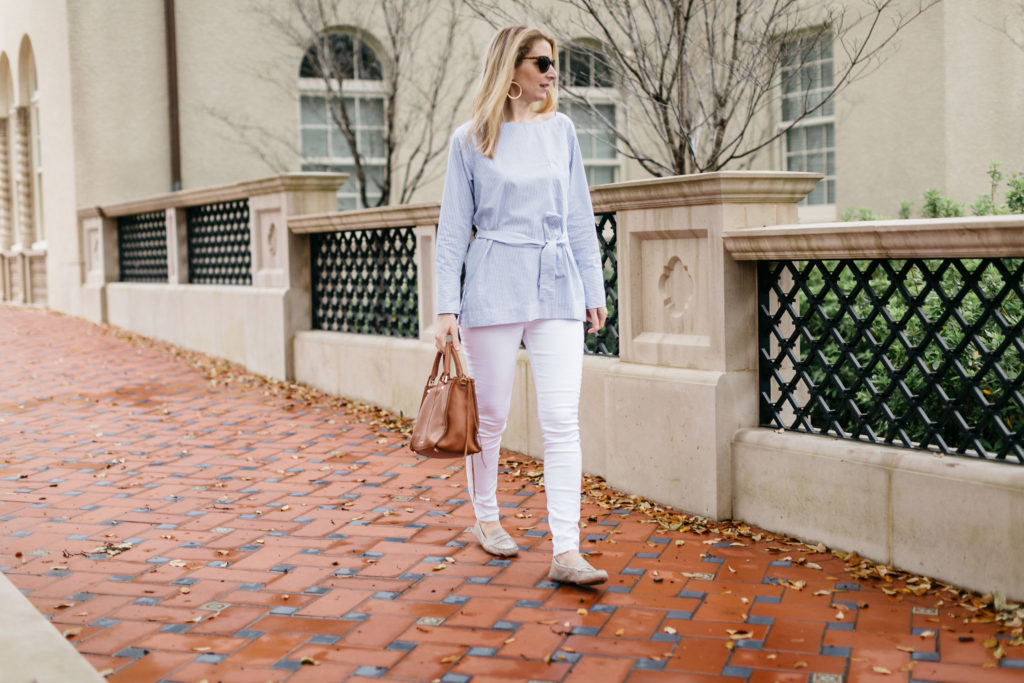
[{"x1": 524, "y1": 56, "x2": 556, "y2": 73}]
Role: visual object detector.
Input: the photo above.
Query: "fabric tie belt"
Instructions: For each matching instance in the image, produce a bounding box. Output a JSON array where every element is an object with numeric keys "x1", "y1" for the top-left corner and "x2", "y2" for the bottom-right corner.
[{"x1": 475, "y1": 221, "x2": 571, "y2": 304}]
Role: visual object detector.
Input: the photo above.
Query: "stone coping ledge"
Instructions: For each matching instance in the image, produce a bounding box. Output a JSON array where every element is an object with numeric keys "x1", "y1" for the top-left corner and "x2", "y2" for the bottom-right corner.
[
  {"x1": 288, "y1": 202, "x2": 441, "y2": 233},
  {"x1": 589, "y1": 171, "x2": 823, "y2": 212},
  {"x1": 78, "y1": 173, "x2": 348, "y2": 219},
  {"x1": 724, "y1": 214, "x2": 1024, "y2": 260}
]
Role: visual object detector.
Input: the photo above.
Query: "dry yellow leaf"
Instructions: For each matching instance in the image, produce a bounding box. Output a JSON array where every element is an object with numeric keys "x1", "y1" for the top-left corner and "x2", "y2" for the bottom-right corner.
[
  {"x1": 577, "y1": 608, "x2": 588, "y2": 615},
  {"x1": 896, "y1": 645, "x2": 915, "y2": 652},
  {"x1": 872, "y1": 666, "x2": 892, "y2": 674},
  {"x1": 794, "y1": 661, "x2": 807, "y2": 669},
  {"x1": 615, "y1": 628, "x2": 625, "y2": 636}
]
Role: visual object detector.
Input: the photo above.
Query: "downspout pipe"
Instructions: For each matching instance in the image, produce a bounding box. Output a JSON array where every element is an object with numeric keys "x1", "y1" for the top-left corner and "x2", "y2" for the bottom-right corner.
[{"x1": 164, "y1": 0, "x2": 182, "y2": 191}]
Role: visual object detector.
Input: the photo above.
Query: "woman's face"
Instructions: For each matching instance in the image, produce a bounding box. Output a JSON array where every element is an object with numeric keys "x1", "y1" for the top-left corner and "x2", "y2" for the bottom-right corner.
[{"x1": 512, "y1": 39, "x2": 557, "y2": 104}]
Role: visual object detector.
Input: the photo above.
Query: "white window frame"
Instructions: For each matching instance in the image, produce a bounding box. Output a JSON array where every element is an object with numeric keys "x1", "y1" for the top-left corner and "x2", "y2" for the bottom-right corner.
[
  {"x1": 779, "y1": 31, "x2": 836, "y2": 221},
  {"x1": 558, "y1": 43, "x2": 622, "y2": 187},
  {"x1": 298, "y1": 33, "x2": 387, "y2": 210}
]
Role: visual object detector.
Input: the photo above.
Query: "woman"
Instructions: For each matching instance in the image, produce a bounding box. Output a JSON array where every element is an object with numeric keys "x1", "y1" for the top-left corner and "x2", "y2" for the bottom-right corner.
[{"x1": 433, "y1": 26, "x2": 608, "y2": 586}]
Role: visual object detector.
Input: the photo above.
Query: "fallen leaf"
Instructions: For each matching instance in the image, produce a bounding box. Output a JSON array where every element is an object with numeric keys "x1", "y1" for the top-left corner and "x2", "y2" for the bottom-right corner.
[
  {"x1": 300, "y1": 657, "x2": 318, "y2": 666},
  {"x1": 615, "y1": 628, "x2": 625, "y2": 636},
  {"x1": 63, "y1": 627, "x2": 82, "y2": 639},
  {"x1": 663, "y1": 626, "x2": 677, "y2": 635},
  {"x1": 872, "y1": 666, "x2": 892, "y2": 674}
]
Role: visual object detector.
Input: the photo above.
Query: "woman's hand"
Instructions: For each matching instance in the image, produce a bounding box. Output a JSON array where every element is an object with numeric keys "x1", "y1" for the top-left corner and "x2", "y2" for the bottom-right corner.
[
  {"x1": 586, "y1": 307, "x2": 607, "y2": 334},
  {"x1": 435, "y1": 313, "x2": 461, "y2": 351}
]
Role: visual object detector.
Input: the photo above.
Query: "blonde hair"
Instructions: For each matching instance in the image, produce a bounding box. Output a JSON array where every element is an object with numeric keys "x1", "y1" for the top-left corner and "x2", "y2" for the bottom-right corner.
[{"x1": 470, "y1": 26, "x2": 558, "y2": 158}]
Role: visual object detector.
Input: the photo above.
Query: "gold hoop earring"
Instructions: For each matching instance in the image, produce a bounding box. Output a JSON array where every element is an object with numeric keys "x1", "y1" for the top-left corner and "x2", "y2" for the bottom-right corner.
[{"x1": 507, "y1": 81, "x2": 522, "y2": 100}]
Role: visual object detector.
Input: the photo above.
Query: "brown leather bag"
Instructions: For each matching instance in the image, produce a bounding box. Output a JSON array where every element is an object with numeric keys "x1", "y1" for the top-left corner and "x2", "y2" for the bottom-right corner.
[{"x1": 410, "y1": 342, "x2": 481, "y2": 458}]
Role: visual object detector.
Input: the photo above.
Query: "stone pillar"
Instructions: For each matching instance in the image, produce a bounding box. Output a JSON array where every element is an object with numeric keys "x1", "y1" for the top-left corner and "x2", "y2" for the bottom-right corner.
[
  {"x1": 589, "y1": 171, "x2": 820, "y2": 519},
  {"x1": 248, "y1": 173, "x2": 347, "y2": 379},
  {"x1": 79, "y1": 208, "x2": 118, "y2": 321},
  {"x1": 0, "y1": 117, "x2": 11, "y2": 250},
  {"x1": 13, "y1": 106, "x2": 32, "y2": 249},
  {"x1": 414, "y1": 223, "x2": 436, "y2": 345}
]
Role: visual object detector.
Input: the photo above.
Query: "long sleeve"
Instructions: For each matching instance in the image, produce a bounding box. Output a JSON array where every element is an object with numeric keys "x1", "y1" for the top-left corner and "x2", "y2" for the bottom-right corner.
[
  {"x1": 565, "y1": 122, "x2": 606, "y2": 310},
  {"x1": 434, "y1": 128, "x2": 475, "y2": 315}
]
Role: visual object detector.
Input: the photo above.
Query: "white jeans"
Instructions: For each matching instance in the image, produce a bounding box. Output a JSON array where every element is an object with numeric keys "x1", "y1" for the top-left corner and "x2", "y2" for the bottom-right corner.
[{"x1": 460, "y1": 318, "x2": 584, "y2": 557}]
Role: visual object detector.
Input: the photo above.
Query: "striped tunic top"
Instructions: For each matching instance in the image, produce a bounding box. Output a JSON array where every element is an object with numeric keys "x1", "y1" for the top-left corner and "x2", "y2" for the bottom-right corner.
[{"x1": 434, "y1": 112, "x2": 604, "y2": 328}]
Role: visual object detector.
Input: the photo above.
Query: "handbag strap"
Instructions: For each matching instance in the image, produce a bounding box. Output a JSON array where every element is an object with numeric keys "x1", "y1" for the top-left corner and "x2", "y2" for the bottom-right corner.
[
  {"x1": 426, "y1": 348, "x2": 444, "y2": 385},
  {"x1": 446, "y1": 341, "x2": 467, "y2": 379}
]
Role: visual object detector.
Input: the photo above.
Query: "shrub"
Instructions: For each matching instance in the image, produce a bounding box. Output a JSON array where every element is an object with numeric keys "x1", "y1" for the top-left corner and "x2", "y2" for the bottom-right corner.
[{"x1": 799, "y1": 258, "x2": 1023, "y2": 457}]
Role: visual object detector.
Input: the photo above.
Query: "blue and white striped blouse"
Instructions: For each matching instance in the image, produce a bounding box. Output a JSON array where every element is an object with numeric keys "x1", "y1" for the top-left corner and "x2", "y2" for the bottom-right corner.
[{"x1": 434, "y1": 112, "x2": 604, "y2": 328}]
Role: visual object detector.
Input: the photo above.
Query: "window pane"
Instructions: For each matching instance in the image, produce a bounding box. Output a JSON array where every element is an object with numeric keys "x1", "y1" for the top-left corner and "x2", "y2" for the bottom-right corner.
[
  {"x1": 821, "y1": 62, "x2": 834, "y2": 89},
  {"x1": 359, "y1": 40, "x2": 383, "y2": 80},
  {"x1": 588, "y1": 165, "x2": 616, "y2": 185},
  {"x1": 825, "y1": 122, "x2": 834, "y2": 146},
  {"x1": 301, "y1": 95, "x2": 326, "y2": 125},
  {"x1": 593, "y1": 52, "x2": 613, "y2": 87},
  {"x1": 786, "y1": 128, "x2": 803, "y2": 153},
  {"x1": 593, "y1": 127, "x2": 616, "y2": 159},
  {"x1": 595, "y1": 103, "x2": 615, "y2": 126},
  {"x1": 331, "y1": 124, "x2": 351, "y2": 157},
  {"x1": 820, "y1": 36, "x2": 833, "y2": 60},
  {"x1": 786, "y1": 151, "x2": 804, "y2": 172},
  {"x1": 302, "y1": 128, "x2": 328, "y2": 158},
  {"x1": 577, "y1": 130, "x2": 595, "y2": 158},
  {"x1": 823, "y1": 98, "x2": 834, "y2": 116},
  {"x1": 782, "y1": 95, "x2": 797, "y2": 122},
  {"x1": 360, "y1": 129, "x2": 385, "y2": 159},
  {"x1": 805, "y1": 125, "x2": 824, "y2": 150},
  {"x1": 570, "y1": 48, "x2": 591, "y2": 87},
  {"x1": 361, "y1": 97, "x2": 385, "y2": 126},
  {"x1": 806, "y1": 152, "x2": 825, "y2": 174},
  {"x1": 827, "y1": 149, "x2": 835, "y2": 175},
  {"x1": 327, "y1": 33, "x2": 355, "y2": 80}
]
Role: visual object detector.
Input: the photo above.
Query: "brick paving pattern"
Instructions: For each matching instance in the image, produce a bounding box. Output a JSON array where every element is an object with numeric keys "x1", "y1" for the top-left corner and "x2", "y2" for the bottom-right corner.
[{"x1": 1, "y1": 305, "x2": 1022, "y2": 683}]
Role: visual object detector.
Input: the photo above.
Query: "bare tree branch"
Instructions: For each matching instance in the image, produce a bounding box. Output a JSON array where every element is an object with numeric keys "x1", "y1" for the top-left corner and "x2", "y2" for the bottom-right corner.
[{"x1": 467, "y1": 0, "x2": 938, "y2": 175}]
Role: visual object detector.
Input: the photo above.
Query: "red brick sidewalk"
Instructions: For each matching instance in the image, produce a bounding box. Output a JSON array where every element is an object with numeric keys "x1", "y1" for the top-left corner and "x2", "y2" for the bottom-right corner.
[{"x1": 1, "y1": 305, "x2": 1021, "y2": 683}]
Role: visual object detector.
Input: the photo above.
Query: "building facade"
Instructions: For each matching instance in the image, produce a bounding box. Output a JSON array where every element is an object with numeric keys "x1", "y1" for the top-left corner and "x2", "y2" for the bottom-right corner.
[{"x1": 1, "y1": 0, "x2": 1023, "y2": 314}]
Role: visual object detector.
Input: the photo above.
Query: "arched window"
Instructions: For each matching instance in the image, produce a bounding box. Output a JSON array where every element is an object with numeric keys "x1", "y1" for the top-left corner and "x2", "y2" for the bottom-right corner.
[
  {"x1": 558, "y1": 42, "x2": 619, "y2": 186},
  {"x1": 298, "y1": 31, "x2": 386, "y2": 209}
]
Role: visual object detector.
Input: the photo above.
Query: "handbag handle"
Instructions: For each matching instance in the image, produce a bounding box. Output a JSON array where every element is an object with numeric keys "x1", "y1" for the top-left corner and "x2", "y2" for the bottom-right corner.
[{"x1": 426, "y1": 340, "x2": 468, "y2": 384}]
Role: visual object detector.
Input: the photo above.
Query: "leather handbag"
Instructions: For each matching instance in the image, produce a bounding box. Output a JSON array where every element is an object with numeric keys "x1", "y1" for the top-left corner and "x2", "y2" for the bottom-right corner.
[{"x1": 410, "y1": 342, "x2": 481, "y2": 458}]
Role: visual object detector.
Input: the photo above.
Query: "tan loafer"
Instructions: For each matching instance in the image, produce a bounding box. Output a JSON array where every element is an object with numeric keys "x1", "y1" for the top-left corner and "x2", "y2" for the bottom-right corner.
[
  {"x1": 548, "y1": 554, "x2": 608, "y2": 585},
  {"x1": 471, "y1": 521, "x2": 519, "y2": 557}
]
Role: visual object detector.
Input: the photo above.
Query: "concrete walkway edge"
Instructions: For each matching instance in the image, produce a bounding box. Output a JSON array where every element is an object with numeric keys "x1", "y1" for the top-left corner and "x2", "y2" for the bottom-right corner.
[{"x1": 0, "y1": 572, "x2": 105, "y2": 683}]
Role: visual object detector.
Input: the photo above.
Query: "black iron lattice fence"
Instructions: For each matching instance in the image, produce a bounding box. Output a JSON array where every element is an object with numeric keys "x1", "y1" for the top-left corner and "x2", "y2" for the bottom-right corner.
[
  {"x1": 758, "y1": 257, "x2": 1024, "y2": 463},
  {"x1": 186, "y1": 200, "x2": 252, "y2": 285},
  {"x1": 117, "y1": 211, "x2": 168, "y2": 283},
  {"x1": 311, "y1": 227, "x2": 418, "y2": 338},
  {"x1": 586, "y1": 211, "x2": 619, "y2": 357}
]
